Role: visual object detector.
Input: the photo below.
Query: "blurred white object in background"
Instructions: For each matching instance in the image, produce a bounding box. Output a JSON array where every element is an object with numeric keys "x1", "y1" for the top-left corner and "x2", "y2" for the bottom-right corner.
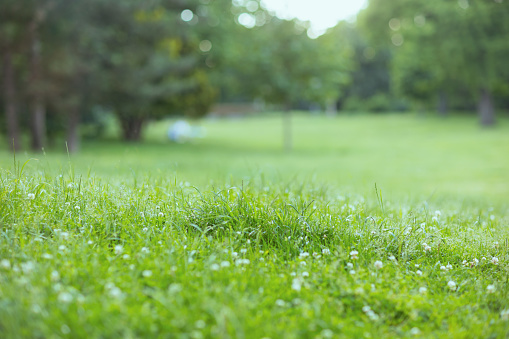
[{"x1": 168, "y1": 120, "x2": 205, "y2": 143}]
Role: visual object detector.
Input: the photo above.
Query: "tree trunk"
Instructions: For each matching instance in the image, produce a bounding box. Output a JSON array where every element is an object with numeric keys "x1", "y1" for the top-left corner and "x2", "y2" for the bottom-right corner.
[
  {"x1": 283, "y1": 105, "x2": 292, "y2": 152},
  {"x1": 121, "y1": 117, "x2": 144, "y2": 141},
  {"x1": 3, "y1": 49, "x2": 21, "y2": 152},
  {"x1": 478, "y1": 88, "x2": 495, "y2": 126},
  {"x1": 66, "y1": 106, "x2": 81, "y2": 153},
  {"x1": 437, "y1": 91, "x2": 448, "y2": 117},
  {"x1": 29, "y1": 32, "x2": 46, "y2": 151}
]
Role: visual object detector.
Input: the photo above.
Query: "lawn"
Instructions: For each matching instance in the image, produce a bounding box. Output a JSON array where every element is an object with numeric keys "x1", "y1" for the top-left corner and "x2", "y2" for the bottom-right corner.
[{"x1": 0, "y1": 113, "x2": 508, "y2": 338}]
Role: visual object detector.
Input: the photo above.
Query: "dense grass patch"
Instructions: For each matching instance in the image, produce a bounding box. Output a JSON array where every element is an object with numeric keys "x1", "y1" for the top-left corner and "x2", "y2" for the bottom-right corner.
[{"x1": 0, "y1": 114, "x2": 508, "y2": 337}]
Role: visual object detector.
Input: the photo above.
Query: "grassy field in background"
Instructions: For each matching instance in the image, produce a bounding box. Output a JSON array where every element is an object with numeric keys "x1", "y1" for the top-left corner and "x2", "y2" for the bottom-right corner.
[
  {"x1": 0, "y1": 113, "x2": 508, "y2": 338},
  {"x1": 2, "y1": 113, "x2": 509, "y2": 203}
]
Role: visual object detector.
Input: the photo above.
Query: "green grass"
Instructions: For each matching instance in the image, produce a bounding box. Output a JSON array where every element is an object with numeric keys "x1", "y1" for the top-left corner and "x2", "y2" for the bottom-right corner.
[{"x1": 0, "y1": 113, "x2": 508, "y2": 338}]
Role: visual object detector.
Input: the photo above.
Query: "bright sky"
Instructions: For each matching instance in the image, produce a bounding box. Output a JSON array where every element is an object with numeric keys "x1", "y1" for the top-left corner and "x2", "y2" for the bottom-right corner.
[{"x1": 260, "y1": 0, "x2": 367, "y2": 37}]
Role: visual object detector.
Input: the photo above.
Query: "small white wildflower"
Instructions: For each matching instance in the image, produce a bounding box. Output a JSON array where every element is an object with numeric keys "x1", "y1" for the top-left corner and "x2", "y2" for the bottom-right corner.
[
  {"x1": 419, "y1": 287, "x2": 427, "y2": 294},
  {"x1": 415, "y1": 264, "x2": 420, "y2": 268},
  {"x1": 27, "y1": 193, "x2": 35, "y2": 200},
  {"x1": 210, "y1": 263, "x2": 220, "y2": 271},
  {"x1": 51, "y1": 270, "x2": 60, "y2": 281},
  {"x1": 87, "y1": 240, "x2": 93, "y2": 245},
  {"x1": 388, "y1": 255, "x2": 396, "y2": 261},
  {"x1": 122, "y1": 254, "x2": 130, "y2": 260},
  {"x1": 446, "y1": 263, "x2": 453, "y2": 271},
  {"x1": 462, "y1": 260, "x2": 468, "y2": 267},
  {"x1": 481, "y1": 257, "x2": 486, "y2": 261},
  {"x1": 435, "y1": 210, "x2": 441, "y2": 217},
  {"x1": 447, "y1": 281, "x2": 457, "y2": 291},
  {"x1": 140, "y1": 212, "x2": 144, "y2": 217},
  {"x1": 300, "y1": 261, "x2": 307, "y2": 266},
  {"x1": 42, "y1": 253, "x2": 53, "y2": 260},
  {"x1": 350, "y1": 250, "x2": 359, "y2": 260},
  {"x1": 422, "y1": 243, "x2": 431, "y2": 253},
  {"x1": 220, "y1": 261, "x2": 230, "y2": 268},
  {"x1": 291, "y1": 278, "x2": 302, "y2": 292},
  {"x1": 155, "y1": 206, "x2": 160, "y2": 210},
  {"x1": 232, "y1": 252, "x2": 238, "y2": 258},
  {"x1": 109, "y1": 286, "x2": 123, "y2": 298},
  {"x1": 240, "y1": 249, "x2": 247, "y2": 254},
  {"x1": 322, "y1": 248, "x2": 331, "y2": 255},
  {"x1": 247, "y1": 239, "x2": 251, "y2": 244},
  {"x1": 142, "y1": 227, "x2": 148, "y2": 232},
  {"x1": 302, "y1": 271, "x2": 309, "y2": 277},
  {"x1": 290, "y1": 272, "x2": 296, "y2": 276},
  {"x1": 490, "y1": 215, "x2": 495, "y2": 221},
  {"x1": 347, "y1": 262, "x2": 354, "y2": 269},
  {"x1": 299, "y1": 252, "x2": 309, "y2": 259},
  {"x1": 275, "y1": 299, "x2": 286, "y2": 307},
  {"x1": 74, "y1": 205, "x2": 80, "y2": 210},
  {"x1": 114, "y1": 245, "x2": 123, "y2": 254},
  {"x1": 440, "y1": 265, "x2": 447, "y2": 271},
  {"x1": 486, "y1": 284, "x2": 496, "y2": 294},
  {"x1": 410, "y1": 327, "x2": 421, "y2": 336},
  {"x1": 349, "y1": 270, "x2": 356, "y2": 275},
  {"x1": 1, "y1": 259, "x2": 11, "y2": 269},
  {"x1": 374, "y1": 261, "x2": 383, "y2": 270},
  {"x1": 472, "y1": 258, "x2": 479, "y2": 266},
  {"x1": 141, "y1": 247, "x2": 149, "y2": 253},
  {"x1": 158, "y1": 212, "x2": 164, "y2": 217},
  {"x1": 494, "y1": 241, "x2": 499, "y2": 248},
  {"x1": 432, "y1": 216, "x2": 438, "y2": 223},
  {"x1": 416, "y1": 270, "x2": 422, "y2": 276},
  {"x1": 491, "y1": 257, "x2": 499, "y2": 265},
  {"x1": 362, "y1": 306, "x2": 371, "y2": 313},
  {"x1": 366, "y1": 310, "x2": 379, "y2": 321},
  {"x1": 21, "y1": 261, "x2": 35, "y2": 273},
  {"x1": 58, "y1": 292, "x2": 73, "y2": 303},
  {"x1": 142, "y1": 270, "x2": 152, "y2": 277},
  {"x1": 501, "y1": 309, "x2": 509, "y2": 321},
  {"x1": 371, "y1": 231, "x2": 376, "y2": 235}
]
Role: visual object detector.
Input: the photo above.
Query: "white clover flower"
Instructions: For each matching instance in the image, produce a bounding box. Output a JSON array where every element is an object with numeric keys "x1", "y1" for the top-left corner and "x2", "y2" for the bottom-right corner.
[
  {"x1": 347, "y1": 262, "x2": 354, "y2": 269},
  {"x1": 42, "y1": 253, "x2": 53, "y2": 260},
  {"x1": 432, "y1": 216, "x2": 438, "y2": 223},
  {"x1": 21, "y1": 261, "x2": 35, "y2": 274},
  {"x1": 247, "y1": 239, "x2": 251, "y2": 244},
  {"x1": 388, "y1": 255, "x2": 396, "y2": 261},
  {"x1": 472, "y1": 258, "x2": 479, "y2": 266},
  {"x1": 291, "y1": 278, "x2": 302, "y2": 292},
  {"x1": 51, "y1": 270, "x2": 60, "y2": 282},
  {"x1": 419, "y1": 287, "x2": 427, "y2": 294},
  {"x1": 240, "y1": 249, "x2": 247, "y2": 254},
  {"x1": 447, "y1": 281, "x2": 457, "y2": 291},
  {"x1": 435, "y1": 210, "x2": 441, "y2": 217},
  {"x1": 491, "y1": 257, "x2": 499, "y2": 265},
  {"x1": 350, "y1": 250, "x2": 359, "y2": 260},
  {"x1": 486, "y1": 284, "x2": 496, "y2": 294},
  {"x1": 374, "y1": 261, "x2": 383, "y2": 270},
  {"x1": 236, "y1": 259, "x2": 250, "y2": 265},
  {"x1": 446, "y1": 263, "x2": 453, "y2": 271},
  {"x1": 462, "y1": 260, "x2": 468, "y2": 267},
  {"x1": 322, "y1": 248, "x2": 331, "y2": 255},
  {"x1": 122, "y1": 254, "x2": 130, "y2": 260},
  {"x1": 1, "y1": 259, "x2": 11, "y2": 269},
  {"x1": 494, "y1": 241, "x2": 499, "y2": 248},
  {"x1": 349, "y1": 270, "x2": 356, "y2": 275},
  {"x1": 422, "y1": 243, "x2": 431, "y2": 253},
  {"x1": 299, "y1": 252, "x2": 310, "y2": 259},
  {"x1": 501, "y1": 309, "x2": 509, "y2": 321},
  {"x1": 158, "y1": 212, "x2": 164, "y2": 217},
  {"x1": 58, "y1": 292, "x2": 73, "y2": 303},
  {"x1": 366, "y1": 310, "x2": 379, "y2": 321},
  {"x1": 74, "y1": 205, "x2": 80, "y2": 210},
  {"x1": 141, "y1": 247, "x2": 149, "y2": 253},
  {"x1": 481, "y1": 257, "x2": 486, "y2": 261},
  {"x1": 362, "y1": 306, "x2": 371, "y2": 313},
  {"x1": 210, "y1": 263, "x2": 220, "y2": 271},
  {"x1": 371, "y1": 230, "x2": 376, "y2": 236},
  {"x1": 416, "y1": 270, "x2": 423, "y2": 276},
  {"x1": 87, "y1": 240, "x2": 93, "y2": 245},
  {"x1": 440, "y1": 265, "x2": 447, "y2": 271},
  {"x1": 114, "y1": 245, "x2": 123, "y2": 254},
  {"x1": 302, "y1": 271, "x2": 309, "y2": 277},
  {"x1": 27, "y1": 193, "x2": 35, "y2": 200},
  {"x1": 232, "y1": 252, "x2": 238, "y2": 258},
  {"x1": 109, "y1": 286, "x2": 123, "y2": 298},
  {"x1": 410, "y1": 327, "x2": 421, "y2": 336},
  {"x1": 415, "y1": 264, "x2": 420, "y2": 268},
  {"x1": 275, "y1": 299, "x2": 286, "y2": 307},
  {"x1": 142, "y1": 227, "x2": 148, "y2": 232},
  {"x1": 142, "y1": 270, "x2": 152, "y2": 277},
  {"x1": 220, "y1": 261, "x2": 230, "y2": 268}
]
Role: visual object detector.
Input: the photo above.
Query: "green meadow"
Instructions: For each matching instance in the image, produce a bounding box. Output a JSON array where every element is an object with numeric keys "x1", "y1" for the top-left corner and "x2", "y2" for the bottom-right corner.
[{"x1": 1, "y1": 113, "x2": 508, "y2": 338}]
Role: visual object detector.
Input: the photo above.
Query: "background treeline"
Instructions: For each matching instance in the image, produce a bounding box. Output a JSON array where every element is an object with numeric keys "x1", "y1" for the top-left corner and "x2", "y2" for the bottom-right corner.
[{"x1": 1, "y1": 0, "x2": 509, "y2": 152}]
